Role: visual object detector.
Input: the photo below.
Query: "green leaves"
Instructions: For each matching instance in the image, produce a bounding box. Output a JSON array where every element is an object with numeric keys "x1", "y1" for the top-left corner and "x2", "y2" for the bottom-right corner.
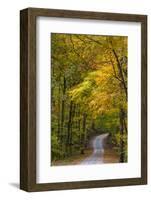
[{"x1": 51, "y1": 33, "x2": 128, "y2": 163}]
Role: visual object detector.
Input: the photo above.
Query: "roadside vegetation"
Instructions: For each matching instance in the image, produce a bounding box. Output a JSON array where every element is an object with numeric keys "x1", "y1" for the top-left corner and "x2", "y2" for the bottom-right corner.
[{"x1": 51, "y1": 33, "x2": 128, "y2": 165}]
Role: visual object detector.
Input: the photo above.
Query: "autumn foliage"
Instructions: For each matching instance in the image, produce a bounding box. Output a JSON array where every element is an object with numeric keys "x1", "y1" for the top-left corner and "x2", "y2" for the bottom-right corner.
[{"x1": 51, "y1": 33, "x2": 128, "y2": 164}]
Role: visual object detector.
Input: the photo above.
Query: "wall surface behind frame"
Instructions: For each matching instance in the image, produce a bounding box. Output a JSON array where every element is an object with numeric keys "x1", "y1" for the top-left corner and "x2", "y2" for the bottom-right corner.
[{"x1": 0, "y1": 0, "x2": 150, "y2": 199}]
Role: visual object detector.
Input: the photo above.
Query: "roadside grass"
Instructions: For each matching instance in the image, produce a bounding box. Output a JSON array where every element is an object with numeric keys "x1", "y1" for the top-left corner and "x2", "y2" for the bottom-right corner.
[
  {"x1": 51, "y1": 149, "x2": 93, "y2": 166},
  {"x1": 103, "y1": 148, "x2": 120, "y2": 163}
]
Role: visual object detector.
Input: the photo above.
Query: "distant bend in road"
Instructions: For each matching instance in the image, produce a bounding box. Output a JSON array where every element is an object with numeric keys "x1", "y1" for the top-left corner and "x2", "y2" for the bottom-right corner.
[{"x1": 80, "y1": 133, "x2": 109, "y2": 165}]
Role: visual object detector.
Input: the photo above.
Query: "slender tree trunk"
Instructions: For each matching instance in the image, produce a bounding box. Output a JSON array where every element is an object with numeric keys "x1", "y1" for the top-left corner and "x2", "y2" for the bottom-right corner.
[
  {"x1": 66, "y1": 101, "x2": 73, "y2": 156},
  {"x1": 91, "y1": 119, "x2": 95, "y2": 130},
  {"x1": 69, "y1": 103, "x2": 76, "y2": 155},
  {"x1": 123, "y1": 118, "x2": 127, "y2": 134},
  {"x1": 111, "y1": 48, "x2": 127, "y2": 100},
  {"x1": 78, "y1": 108, "x2": 81, "y2": 148},
  {"x1": 119, "y1": 108, "x2": 125, "y2": 162},
  {"x1": 81, "y1": 113, "x2": 87, "y2": 154},
  {"x1": 61, "y1": 77, "x2": 66, "y2": 138},
  {"x1": 57, "y1": 83, "x2": 61, "y2": 138},
  {"x1": 60, "y1": 77, "x2": 66, "y2": 156}
]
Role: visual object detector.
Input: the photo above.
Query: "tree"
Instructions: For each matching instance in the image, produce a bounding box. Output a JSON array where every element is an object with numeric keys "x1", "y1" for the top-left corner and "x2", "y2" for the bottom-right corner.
[{"x1": 51, "y1": 33, "x2": 128, "y2": 163}]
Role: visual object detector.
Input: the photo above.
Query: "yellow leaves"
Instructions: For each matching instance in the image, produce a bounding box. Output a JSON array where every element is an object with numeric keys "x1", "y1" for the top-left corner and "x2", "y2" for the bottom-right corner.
[
  {"x1": 87, "y1": 66, "x2": 112, "y2": 84},
  {"x1": 68, "y1": 80, "x2": 92, "y2": 104},
  {"x1": 66, "y1": 35, "x2": 128, "y2": 117},
  {"x1": 68, "y1": 63, "x2": 126, "y2": 117},
  {"x1": 88, "y1": 90, "x2": 114, "y2": 117}
]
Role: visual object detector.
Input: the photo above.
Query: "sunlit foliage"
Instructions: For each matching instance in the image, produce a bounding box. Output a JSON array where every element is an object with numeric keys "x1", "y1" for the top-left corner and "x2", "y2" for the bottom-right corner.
[{"x1": 51, "y1": 33, "x2": 128, "y2": 164}]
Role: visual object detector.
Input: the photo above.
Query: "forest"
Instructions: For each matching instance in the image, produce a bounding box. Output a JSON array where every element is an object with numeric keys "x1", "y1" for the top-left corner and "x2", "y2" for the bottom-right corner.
[{"x1": 51, "y1": 33, "x2": 128, "y2": 166}]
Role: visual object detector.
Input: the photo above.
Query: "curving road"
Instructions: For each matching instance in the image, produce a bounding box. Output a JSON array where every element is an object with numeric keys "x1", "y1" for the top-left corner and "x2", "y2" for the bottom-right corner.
[{"x1": 80, "y1": 133, "x2": 109, "y2": 165}]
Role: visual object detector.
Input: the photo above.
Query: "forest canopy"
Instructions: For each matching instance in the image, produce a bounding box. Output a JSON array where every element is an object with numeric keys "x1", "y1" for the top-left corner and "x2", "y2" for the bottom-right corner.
[{"x1": 51, "y1": 33, "x2": 128, "y2": 165}]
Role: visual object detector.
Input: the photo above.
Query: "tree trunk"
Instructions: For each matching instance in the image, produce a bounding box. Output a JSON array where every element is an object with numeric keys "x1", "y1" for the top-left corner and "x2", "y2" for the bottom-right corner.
[
  {"x1": 119, "y1": 108, "x2": 125, "y2": 162},
  {"x1": 69, "y1": 103, "x2": 76, "y2": 155},
  {"x1": 81, "y1": 113, "x2": 87, "y2": 154},
  {"x1": 78, "y1": 109, "x2": 81, "y2": 148},
  {"x1": 123, "y1": 118, "x2": 127, "y2": 134},
  {"x1": 66, "y1": 101, "x2": 73, "y2": 156},
  {"x1": 57, "y1": 84, "x2": 61, "y2": 138},
  {"x1": 60, "y1": 76, "x2": 66, "y2": 145},
  {"x1": 91, "y1": 119, "x2": 95, "y2": 130},
  {"x1": 112, "y1": 48, "x2": 127, "y2": 100}
]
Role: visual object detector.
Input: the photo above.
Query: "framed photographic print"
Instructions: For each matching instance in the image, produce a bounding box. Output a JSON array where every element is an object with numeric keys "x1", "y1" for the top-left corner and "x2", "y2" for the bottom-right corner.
[{"x1": 20, "y1": 8, "x2": 147, "y2": 191}]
